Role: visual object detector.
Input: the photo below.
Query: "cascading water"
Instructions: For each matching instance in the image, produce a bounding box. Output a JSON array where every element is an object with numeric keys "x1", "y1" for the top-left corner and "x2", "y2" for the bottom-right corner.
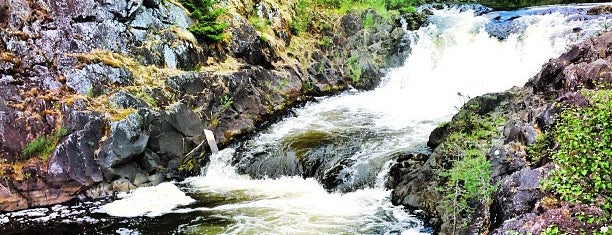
[{"x1": 3, "y1": 4, "x2": 611, "y2": 235}]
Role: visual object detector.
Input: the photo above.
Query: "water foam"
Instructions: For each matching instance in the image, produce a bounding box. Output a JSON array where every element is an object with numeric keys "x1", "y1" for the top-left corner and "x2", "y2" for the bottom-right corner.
[{"x1": 99, "y1": 182, "x2": 195, "y2": 217}]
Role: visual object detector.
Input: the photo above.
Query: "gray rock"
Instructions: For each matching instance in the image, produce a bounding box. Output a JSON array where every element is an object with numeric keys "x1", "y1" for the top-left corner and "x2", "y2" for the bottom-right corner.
[
  {"x1": 139, "y1": 150, "x2": 161, "y2": 173},
  {"x1": 491, "y1": 167, "x2": 546, "y2": 224},
  {"x1": 229, "y1": 14, "x2": 277, "y2": 68},
  {"x1": 109, "y1": 91, "x2": 149, "y2": 109},
  {"x1": 64, "y1": 63, "x2": 133, "y2": 95},
  {"x1": 164, "y1": 102, "x2": 204, "y2": 137},
  {"x1": 47, "y1": 111, "x2": 104, "y2": 188},
  {"x1": 130, "y1": 8, "x2": 164, "y2": 29},
  {"x1": 98, "y1": 113, "x2": 148, "y2": 169},
  {"x1": 163, "y1": 44, "x2": 177, "y2": 68},
  {"x1": 105, "y1": 0, "x2": 144, "y2": 19},
  {"x1": 160, "y1": 1, "x2": 193, "y2": 28},
  {"x1": 166, "y1": 72, "x2": 205, "y2": 95}
]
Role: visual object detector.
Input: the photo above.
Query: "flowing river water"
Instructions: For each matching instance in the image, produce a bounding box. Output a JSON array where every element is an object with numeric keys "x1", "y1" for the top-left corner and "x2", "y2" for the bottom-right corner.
[{"x1": 2, "y1": 3, "x2": 612, "y2": 235}]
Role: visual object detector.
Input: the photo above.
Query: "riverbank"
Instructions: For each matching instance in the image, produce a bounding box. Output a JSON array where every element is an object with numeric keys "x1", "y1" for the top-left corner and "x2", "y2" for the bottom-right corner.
[{"x1": 390, "y1": 26, "x2": 612, "y2": 235}]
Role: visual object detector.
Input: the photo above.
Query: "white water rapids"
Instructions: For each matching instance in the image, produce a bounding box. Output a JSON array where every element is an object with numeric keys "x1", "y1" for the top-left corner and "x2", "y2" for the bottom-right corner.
[{"x1": 98, "y1": 4, "x2": 611, "y2": 235}]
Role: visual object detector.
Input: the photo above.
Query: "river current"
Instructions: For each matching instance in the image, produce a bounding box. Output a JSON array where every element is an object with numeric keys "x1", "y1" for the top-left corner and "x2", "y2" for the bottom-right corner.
[{"x1": 2, "y1": 3, "x2": 611, "y2": 235}]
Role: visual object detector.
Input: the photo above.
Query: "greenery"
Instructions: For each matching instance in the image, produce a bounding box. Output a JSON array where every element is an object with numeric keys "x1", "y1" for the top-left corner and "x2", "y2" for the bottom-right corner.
[
  {"x1": 437, "y1": 100, "x2": 505, "y2": 231},
  {"x1": 363, "y1": 12, "x2": 376, "y2": 28},
  {"x1": 348, "y1": 55, "x2": 362, "y2": 83},
  {"x1": 22, "y1": 126, "x2": 69, "y2": 162},
  {"x1": 179, "y1": 0, "x2": 227, "y2": 42},
  {"x1": 249, "y1": 15, "x2": 270, "y2": 32},
  {"x1": 542, "y1": 89, "x2": 612, "y2": 226},
  {"x1": 221, "y1": 94, "x2": 233, "y2": 108}
]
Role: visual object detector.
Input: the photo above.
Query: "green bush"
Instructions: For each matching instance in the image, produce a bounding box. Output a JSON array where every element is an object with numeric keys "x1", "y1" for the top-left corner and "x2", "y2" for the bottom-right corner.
[
  {"x1": 543, "y1": 89, "x2": 612, "y2": 224},
  {"x1": 179, "y1": 0, "x2": 227, "y2": 42}
]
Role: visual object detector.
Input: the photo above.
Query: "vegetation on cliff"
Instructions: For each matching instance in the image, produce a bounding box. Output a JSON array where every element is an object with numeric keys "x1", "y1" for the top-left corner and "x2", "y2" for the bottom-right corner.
[
  {"x1": 179, "y1": 0, "x2": 228, "y2": 42},
  {"x1": 539, "y1": 88, "x2": 612, "y2": 234}
]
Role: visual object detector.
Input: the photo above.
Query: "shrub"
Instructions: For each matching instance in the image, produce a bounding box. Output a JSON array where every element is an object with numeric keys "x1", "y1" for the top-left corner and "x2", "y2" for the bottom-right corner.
[
  {"x1": 437, "y1": 104, "x2": 504, "y2": 230},
  {"x1": 179, "y1": 0, "x2": 227, "y2": 42},
  {"x1": 543, "y1": 89, "x2": 612, "y2": 225}
]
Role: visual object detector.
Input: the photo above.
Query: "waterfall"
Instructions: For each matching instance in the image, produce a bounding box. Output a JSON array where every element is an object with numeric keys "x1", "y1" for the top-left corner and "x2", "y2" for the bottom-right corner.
[{"x1": 97, "y1": 4, "x2": 611, "y2": 234}]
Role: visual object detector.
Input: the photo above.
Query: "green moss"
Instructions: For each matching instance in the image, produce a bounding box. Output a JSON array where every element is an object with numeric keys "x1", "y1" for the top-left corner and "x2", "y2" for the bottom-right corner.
[
  {"x1": 22, "y1": 126, "x2": 69, "y2": 162},
  {"x1": 179, "y1": 0, "x2": 227, "y2": 42},
  {"x1": 542, "y1": 89, "x2": 612, "y2": 227}
]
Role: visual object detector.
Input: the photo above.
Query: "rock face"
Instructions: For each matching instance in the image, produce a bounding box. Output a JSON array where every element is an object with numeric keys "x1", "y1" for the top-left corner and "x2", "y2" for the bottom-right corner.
[
  {"x1": 0, "y1": 0, "x2": 420, "y2": 211},
  {"x1": 389, "y1": 32, "x2": 612, "y2": 234}
]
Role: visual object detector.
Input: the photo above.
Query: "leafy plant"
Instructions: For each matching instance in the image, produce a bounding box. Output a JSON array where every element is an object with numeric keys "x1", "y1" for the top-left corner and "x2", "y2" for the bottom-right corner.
[
  {"x1": 179, "y1": 0, "x2": 228, "y2": 42},
  {"x1": 348, "y1": 56, "x2": 362, "y2": 83},
  {"x1": 221, "y1": 95, "x2": 233, "y2": 108},
  {"x1": 542, "y1": 89, "x2": 612, "y2": 225},
  {"x1": 22, "y1": 126, "x2": 69, "y2": 162}
]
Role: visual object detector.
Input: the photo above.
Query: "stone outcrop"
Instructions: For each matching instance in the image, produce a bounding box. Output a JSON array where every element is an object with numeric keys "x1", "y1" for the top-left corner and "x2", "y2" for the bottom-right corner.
[
  {"x1": 389, "y1": 31, "x2": 612, "y2": 234},
  {"x1": 0, "y1": 0, "x2": 421, "y2": 211}
]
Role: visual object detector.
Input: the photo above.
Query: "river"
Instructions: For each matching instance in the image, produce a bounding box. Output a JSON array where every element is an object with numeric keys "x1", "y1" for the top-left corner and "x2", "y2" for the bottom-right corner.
[{"x1": 1, "y1": 3, "x2": 611, "y2": 235}]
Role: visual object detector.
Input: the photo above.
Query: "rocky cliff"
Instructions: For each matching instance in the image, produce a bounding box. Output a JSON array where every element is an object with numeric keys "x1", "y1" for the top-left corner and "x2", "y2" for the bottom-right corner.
[
  {"x1": 0, "y1": 0, "x2": 423, "y2": 211},
  {"x1": 389, "y1": 31, "x2": 612, "y2": 234}
]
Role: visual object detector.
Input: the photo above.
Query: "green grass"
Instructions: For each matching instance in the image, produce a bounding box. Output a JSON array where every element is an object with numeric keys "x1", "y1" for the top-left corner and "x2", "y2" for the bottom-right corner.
[
  {"x1": 542, "y1": 89, "x2": 612, "y2": 228},
  {"x1": 22, "y1": 126, "x2": 69, "y2": 162}
]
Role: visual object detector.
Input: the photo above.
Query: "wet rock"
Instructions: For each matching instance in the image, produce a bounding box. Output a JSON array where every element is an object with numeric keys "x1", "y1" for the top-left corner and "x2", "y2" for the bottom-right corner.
[
  {"x1": 143, "y1": 0, "x2": 161, "y2": 8},
  {"x1": 587, "y1": 5, "x2": 612, "y2": 15},
  {"x1": 164, "y1": 102, "x2": 204, "y2": 138}
]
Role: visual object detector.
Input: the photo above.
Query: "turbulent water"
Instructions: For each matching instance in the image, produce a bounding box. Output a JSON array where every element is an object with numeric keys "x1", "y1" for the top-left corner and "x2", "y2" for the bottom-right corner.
[{"x1": 3, "y1": 4, "x2": 612, "y2": 235}]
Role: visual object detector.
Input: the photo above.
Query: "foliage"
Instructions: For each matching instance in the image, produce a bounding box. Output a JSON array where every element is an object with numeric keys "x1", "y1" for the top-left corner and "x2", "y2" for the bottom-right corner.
[
  {"x1": 179, "y1": 0, "x2": 227, "y2": 42},
  {"x1": 318, "y1": 36, "x2": 333, "y2": 47},
  {"x1": 437, "y1": 101, "x2": 504, "y2": 230},
  {"x1": 22, "y1": 126, "x2": 69, "y2": 162},
  {"x1": 541, "y1": 225, "x2": 560, "y2": 235},
  {"x1": 248, "y1": 15, "x2": 270, "y2": 32},
  {"x1": 526, "y1": 131, "x2": 554, "y2": 164},
  {"x1": 290, "y1": 0, "x2": 312, "y2": 35},
  {"x1": 221, "y1": 94, "x2": 233, "y2": 108},
  {"x1": 348, "y1": 56, "x2": 362, "y2": 83},
  {"x1": 363, "y1": 12, "x2": 376, "y2": 28},
  {"x1": 542, "y1": 89, "x2": 612, "y2": 225}
]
